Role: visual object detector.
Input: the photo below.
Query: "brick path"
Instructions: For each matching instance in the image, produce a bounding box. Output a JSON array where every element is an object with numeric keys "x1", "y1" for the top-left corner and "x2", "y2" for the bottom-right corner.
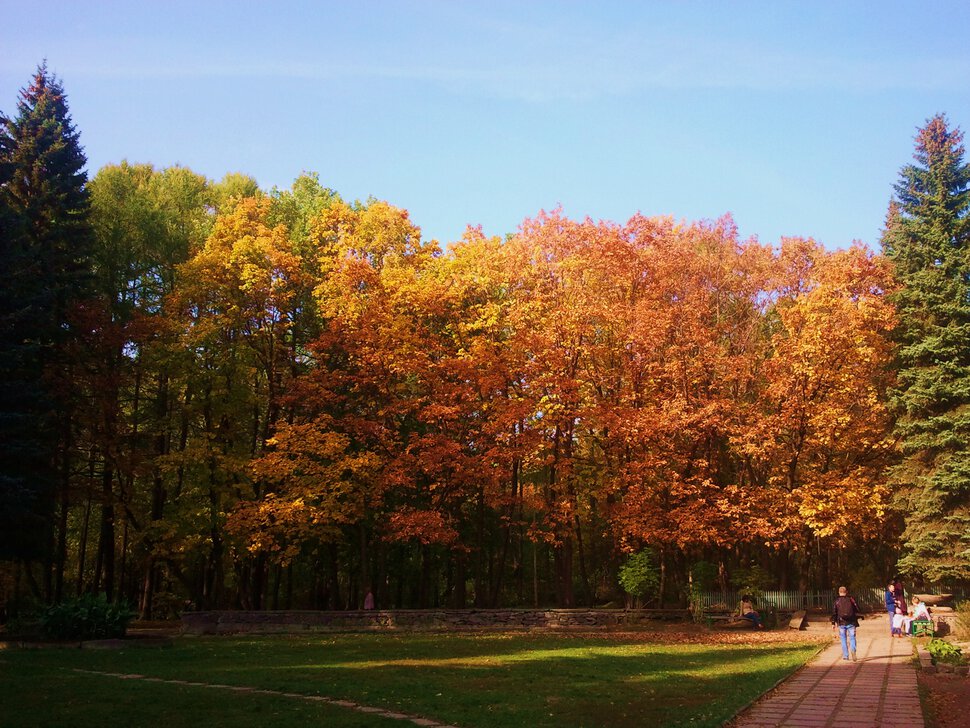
[{"x1": 733, "y1": 627, "x2": 923, "y2": 727}]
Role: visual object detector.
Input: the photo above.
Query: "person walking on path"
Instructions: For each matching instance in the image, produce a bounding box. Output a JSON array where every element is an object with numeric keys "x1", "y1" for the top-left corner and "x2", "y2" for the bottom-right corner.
[{"x1": 832, "y1": 585, "x2": 862, "y2": 661}]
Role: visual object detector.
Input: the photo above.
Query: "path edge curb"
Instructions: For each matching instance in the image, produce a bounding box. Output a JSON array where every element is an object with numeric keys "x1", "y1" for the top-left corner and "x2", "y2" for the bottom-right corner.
[{"x1": 719, "y1": 641, "x2": 828, "y2": 727}]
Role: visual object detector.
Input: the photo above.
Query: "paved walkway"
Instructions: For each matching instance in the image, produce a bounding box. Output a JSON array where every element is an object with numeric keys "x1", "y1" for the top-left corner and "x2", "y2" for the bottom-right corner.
[{"x1": 733, "y1": 625, "x2": 923, "y2": 727}]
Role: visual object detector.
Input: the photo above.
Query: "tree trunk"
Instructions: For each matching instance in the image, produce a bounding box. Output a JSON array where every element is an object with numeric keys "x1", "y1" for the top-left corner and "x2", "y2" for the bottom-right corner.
[
  {"x1": 658, "y1": 547, "x2": 667, "y2": 608},
  {"x1": 271, "y1": 562, "x2": 282, "y2": 610},
  {"x1": 474, "y1": 488, "x2": 486, "y2": 607},
  {"x1": 554, "y1": 539, "x2": 575, "y2": 607},
  {"x1": 118, "y1": 517, "x2": 129, "y2": 604},
  {"x1": 418, "y1": 545, "x2": 431, "y2": 608},
  {"x1": 96, "y1": 461, "x2": 116, "y2": 601},
  {"x1": 76, "y1": 484, "x2": 92, "y2": 597},
  {"x1": 358, "y1": 523, "x2": 369, "y2": 609},
  {"x1": 532, "y1": 541, "x2": 539, "y2": 607},
  {"x1": 453, "y1": 550, "x2": 466, "y2": 608},
  {"x1": 574, "y1": 514, "x2": 592, "y2": 606},
  {"x1": 54, "y1": 475, "x2": 69, "y2": 603},
  {"x1": 327, "y1": 542, "x2": 341, "y2": 610}
]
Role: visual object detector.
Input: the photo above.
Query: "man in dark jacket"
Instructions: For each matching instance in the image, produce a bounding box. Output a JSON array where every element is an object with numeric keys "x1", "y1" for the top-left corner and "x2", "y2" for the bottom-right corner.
[
  {"x1": 885, "y1": 582, "x2": 898, "y2": 636},
  {"x1": 832, "y1": 586, "x2": 862, "y2": 661}
]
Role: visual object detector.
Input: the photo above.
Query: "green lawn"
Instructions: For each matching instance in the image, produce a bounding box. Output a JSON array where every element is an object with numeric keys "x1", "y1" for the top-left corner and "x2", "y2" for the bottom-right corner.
[{"x1": 0, "y1": 632, "x2": 822, "y2": 728}]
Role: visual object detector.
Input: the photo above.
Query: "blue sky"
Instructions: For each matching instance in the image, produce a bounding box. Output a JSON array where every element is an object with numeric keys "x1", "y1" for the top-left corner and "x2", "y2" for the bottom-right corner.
[{"x1": 3, "y1": 1, "x2": 970, "y2": 249}]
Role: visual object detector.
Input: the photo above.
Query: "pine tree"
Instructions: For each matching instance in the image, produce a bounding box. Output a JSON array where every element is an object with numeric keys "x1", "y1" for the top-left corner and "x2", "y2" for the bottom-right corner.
[
  {"x1": 882, "y1": 114, "x2": 970, "y2": 583},
  {"x1": 0, "y1": 63, "x2": 92, "y2": 569}
]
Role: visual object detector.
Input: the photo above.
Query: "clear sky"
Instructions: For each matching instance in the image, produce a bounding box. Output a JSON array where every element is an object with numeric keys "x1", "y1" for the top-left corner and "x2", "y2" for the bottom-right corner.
[{"x1": 3, "y1": 0, "x2": 970, "y2": 249}]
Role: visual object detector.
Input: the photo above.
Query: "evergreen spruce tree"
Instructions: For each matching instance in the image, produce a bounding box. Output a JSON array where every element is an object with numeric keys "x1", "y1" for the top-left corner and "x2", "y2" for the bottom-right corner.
[
  {"x1": 882, "y1": 114, "x2": 970, "y2": 583},
  {"x1": 0, "y1": 63, "x2": 92, "y2": 567}
]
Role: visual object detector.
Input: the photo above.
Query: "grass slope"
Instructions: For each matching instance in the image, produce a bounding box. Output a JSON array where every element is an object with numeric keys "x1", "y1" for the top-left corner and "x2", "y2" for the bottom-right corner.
[{"x1": 0, "y1": 631, "x2": 822, "y2": 728}]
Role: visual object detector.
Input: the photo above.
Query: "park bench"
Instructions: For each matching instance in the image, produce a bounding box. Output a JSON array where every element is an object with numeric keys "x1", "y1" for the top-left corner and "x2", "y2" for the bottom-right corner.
[{"x1": 910, "y1": 619, "x2": 934, "y2": 637}]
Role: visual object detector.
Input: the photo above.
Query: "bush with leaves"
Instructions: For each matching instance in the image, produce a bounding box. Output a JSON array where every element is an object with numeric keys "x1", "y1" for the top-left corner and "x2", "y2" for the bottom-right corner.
[
  {"x1": 41, "y1": 594, "x2": 135, "y2": 640},
  {"x1": 845, "y1": 562, "x2": 880, "y2": 603},
  {"x1": 927, "y1": 638, "x2": 965, "y2": 666},
  {"x1": 732, "y1": 564, "x2": 773, "y2": 599},
  {"x1": 618, "y1": 549, "x2": 660, "y2": 608},
  {"x1": 687, "y1": 560, "x2": 718, "y2": 622}
]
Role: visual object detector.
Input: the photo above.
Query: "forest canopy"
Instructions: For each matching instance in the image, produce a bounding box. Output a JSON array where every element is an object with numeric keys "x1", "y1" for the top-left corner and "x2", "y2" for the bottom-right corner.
[{"x1": 2, "y1": 66, "x2": 967, "y2": 617}]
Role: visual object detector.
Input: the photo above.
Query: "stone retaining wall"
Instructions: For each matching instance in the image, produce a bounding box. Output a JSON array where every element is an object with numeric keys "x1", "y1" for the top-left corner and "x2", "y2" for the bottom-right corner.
[
  {"x1": 932, "y1": 613, "x2": 960, "y2": 636},
  {"x1": 180, "y1": 608, "x2": 692, "y2": 635}
]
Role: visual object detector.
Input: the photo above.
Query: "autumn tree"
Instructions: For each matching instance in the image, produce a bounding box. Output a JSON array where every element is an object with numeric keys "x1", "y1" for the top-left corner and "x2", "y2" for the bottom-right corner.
[
  {"x1": 0, "y1": 102, "x2": 906, "y2": 613},
  {"x1": 237, "y1": 199, "x2": 448, "y2": 607},
  {"x1": 86, "y1": 162, "x2": 212, "y2": 613},
  {"x1": 172, "y1": 195, "x2": 310, "y2": 608},
  {"x1": 736, "y1": 240, "x2": 897, "y2": 589},
  {"x1": 601, "y1": 215, "x2": 774, "y2": 596},
  {"x1": 882, "y1": 114, "x2": 970, "y2": 582}
]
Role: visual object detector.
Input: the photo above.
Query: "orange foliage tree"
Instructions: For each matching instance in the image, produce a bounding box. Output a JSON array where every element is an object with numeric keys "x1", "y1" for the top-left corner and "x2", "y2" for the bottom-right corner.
[{"x1": 68, "y1": 169, "x2": 901, "y2": 611}]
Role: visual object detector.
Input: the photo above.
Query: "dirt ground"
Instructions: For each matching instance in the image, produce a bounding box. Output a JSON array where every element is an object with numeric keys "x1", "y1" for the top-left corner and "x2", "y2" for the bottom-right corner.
[{"x1": 920, "y1": 672, "x2": 970, "y2": 728}]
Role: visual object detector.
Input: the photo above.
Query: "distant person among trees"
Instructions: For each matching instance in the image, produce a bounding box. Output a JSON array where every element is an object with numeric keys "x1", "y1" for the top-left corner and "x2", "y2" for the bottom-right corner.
[
  {"x1": 738, "y1": 595, "x2": 764, "y2": 629},
  {"x1": 832, "y1": 586, "x2": 862, "y2": 661}
]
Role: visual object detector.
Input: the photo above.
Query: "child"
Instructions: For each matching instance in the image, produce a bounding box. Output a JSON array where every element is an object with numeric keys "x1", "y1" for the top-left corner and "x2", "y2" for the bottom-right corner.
[{"x1": 892, "y1": 606, "x2": 911, "y2": 637}]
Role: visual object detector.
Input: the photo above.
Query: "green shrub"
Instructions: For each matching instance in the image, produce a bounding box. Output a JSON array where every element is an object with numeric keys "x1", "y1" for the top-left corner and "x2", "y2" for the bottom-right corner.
[
  {"x1": 687, "y1": 560, "x2": 718, "y2": 623},
  {"x1": 689, "y1": 561, "x2": 718, "y2": 590},
  {"x1": 845, "y1": 562, "x2": 879, "y2": 601},
  {"x1": 927, "y1": 638, "x2": 965, "y2": 665},
  {"x1": 40, "y1": 593, "x2": 135, "y2": 640},
  {"x1": 732, "y1": 564, "x2": 772, "y2": 597},
  {"x1": 618, "y1": 549, "x2": 660, "y2": 608},
  {"x1": 3, "y1": 612, "x2": 44, "y2": 639}
]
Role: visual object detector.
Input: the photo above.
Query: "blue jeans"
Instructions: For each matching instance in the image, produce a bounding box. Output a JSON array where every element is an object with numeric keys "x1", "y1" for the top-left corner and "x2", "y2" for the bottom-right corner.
[
  {"x1": 838, "y1": 624, "x2": 857, "y2": 659},
  {"x1": 741, "y1": 612, "x2": 762, "y2": 628}
]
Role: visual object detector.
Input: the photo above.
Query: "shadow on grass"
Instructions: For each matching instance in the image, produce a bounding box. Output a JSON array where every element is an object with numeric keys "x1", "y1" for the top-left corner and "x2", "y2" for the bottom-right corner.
[{"x1": 3, "y1": 633, "x2": 820, "y2": 728}]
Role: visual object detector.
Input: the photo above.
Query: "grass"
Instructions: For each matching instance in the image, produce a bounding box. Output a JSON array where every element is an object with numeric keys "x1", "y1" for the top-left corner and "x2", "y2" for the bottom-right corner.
[{"x1": 0, "y1": 631, "x2": 821, "y2": 728}]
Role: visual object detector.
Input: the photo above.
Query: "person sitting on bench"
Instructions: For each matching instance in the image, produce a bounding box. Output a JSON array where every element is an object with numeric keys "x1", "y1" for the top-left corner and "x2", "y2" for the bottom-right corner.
[
  {"x1": 911, "y1": 596, "x2": 930, "y2": 621},
  {"x1": 739, "y1": 595, "x2": 764, "y2": 629},
  {"x1": 909, "y1": 596, "x2": 933, "y2": 636}
]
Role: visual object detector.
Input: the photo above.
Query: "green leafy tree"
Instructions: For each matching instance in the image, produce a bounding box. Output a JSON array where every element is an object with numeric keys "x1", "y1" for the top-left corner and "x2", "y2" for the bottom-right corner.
[
  {"x1": 686, "y1": 560, "x2": 718, "y2": 621},
  {"x1": 0, "y1": 63, "x2": 92, "y2": 583},
  {"x1": 86, "y1": 162, "x2": 212, "y2": 610},
  {"x1": 882, "y1": 114, "x2": 970, "y2": 582},
  {"x1": 617, "y1": 549, "x2": 660, "y2": 608},
  {"x1": 732, "y1": 564, "x2": 772, "y2": 598}
]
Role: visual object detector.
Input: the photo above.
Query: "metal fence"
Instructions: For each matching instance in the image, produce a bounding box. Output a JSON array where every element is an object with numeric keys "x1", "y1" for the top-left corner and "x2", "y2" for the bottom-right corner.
[{"x1": 694, "y1": 587, "x2": 968, "y2": 612}]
